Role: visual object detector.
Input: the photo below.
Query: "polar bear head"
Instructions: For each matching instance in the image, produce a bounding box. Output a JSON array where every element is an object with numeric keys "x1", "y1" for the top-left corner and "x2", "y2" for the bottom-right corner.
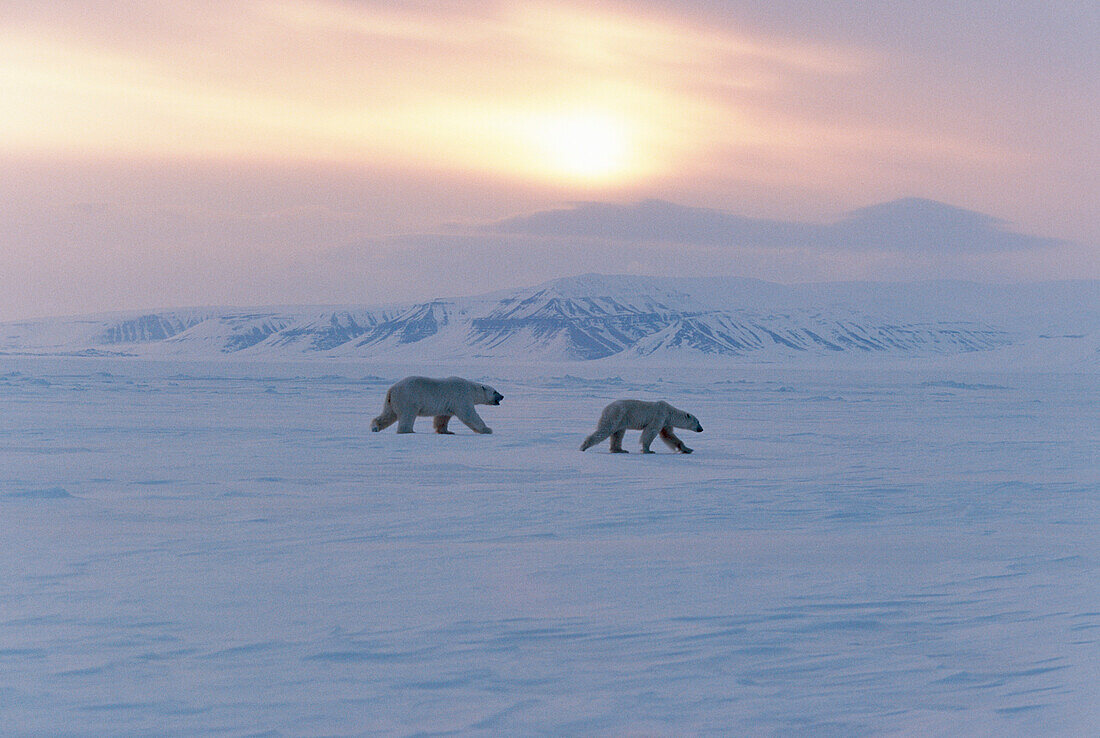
[
  {"x1": 668, "y1": 405, "x2": 703, "y2": 432},
  {"x1": 476, "y1": 383, "x2": 504, "y2": 406}
]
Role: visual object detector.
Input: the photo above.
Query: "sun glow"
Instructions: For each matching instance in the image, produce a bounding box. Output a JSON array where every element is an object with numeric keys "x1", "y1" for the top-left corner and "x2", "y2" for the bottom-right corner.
[
  {"x1": 0, "y1": 1, "x2": 867, "y2": 187},
  {"x1": 529, "y1": 112, "x2": 635, "y2": 182}
]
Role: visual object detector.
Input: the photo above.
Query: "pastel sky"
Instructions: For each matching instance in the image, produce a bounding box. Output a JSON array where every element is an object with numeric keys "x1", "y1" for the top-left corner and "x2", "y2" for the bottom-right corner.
[{"x1": 1, "y1": 0, "x2": 1096, "y2": 319}]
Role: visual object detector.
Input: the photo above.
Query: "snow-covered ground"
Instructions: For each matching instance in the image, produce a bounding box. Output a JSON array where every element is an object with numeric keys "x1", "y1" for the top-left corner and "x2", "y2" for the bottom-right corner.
[{"x1": 2, "y1": 355, "x2": 1099, "y2": 735}]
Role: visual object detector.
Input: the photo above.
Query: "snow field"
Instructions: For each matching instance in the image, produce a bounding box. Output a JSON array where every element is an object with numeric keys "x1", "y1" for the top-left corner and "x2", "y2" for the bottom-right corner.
[{"x1": 1, "y1": 357, "x2": 1099, "y2": 735}]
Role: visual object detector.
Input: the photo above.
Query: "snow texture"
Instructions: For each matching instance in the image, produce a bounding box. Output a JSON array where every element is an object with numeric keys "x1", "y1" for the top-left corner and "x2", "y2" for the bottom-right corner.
[{"x1": 2, "y1": 354, "x2": 1099, "y2": 735}]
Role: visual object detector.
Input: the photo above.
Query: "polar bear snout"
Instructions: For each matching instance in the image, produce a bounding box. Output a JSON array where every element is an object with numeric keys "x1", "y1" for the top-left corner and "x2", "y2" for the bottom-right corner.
[
  {"x1": 491, "y1": 391, "x2": 504, "y2": 405},
  {"x1": 695, "y1": 423, "x2": 703, "y2": 432}
]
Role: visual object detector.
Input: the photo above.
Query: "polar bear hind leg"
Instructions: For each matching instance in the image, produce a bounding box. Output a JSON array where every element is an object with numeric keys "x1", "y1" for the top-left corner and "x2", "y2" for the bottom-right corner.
[
  {"x1": 433, "y1": 415, "x2": 454, "y2": 434},
  {"x1": 371, "y1": 400, "x2": 398, "y2": 432},
  {"x1": 396, "y1": 411, "x2": 417, "y2": 433},
  {"x1": 609, "y1": 430, "x2": 628, "y2": 453},
  {"x1": 581, "y1": 404, "x2": 624, "y2": 452},
  {"x1": 580, "y1": 428, "x2": 611, "y2": 451}
]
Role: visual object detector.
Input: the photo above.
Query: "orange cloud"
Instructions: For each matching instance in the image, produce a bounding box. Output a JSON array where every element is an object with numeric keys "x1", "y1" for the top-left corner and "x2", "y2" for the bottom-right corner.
[{"x1": 0, "y1": 0, "x2": 877, "y2": 187}]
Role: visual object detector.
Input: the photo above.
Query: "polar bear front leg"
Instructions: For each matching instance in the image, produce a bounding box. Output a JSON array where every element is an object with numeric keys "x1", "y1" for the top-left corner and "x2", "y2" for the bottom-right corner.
[
  {"x1": 609, "y1": 429, "x2": 629, "y2": 453},
  {"x1": 396, "y1": 412, "x2": 417, "y2": 433},
  {"x1": 660, "y1": 427, "x2": 692, "y2": 453},
  {"x1": 639, "y1": 425, "x2": 659, "y2": 453},
  {"x1": 455, "y1": 406, "x2": 492, "y2": 434},
  {"x1": 433, "y1": 415, "x2": 455, "y2": 434}
]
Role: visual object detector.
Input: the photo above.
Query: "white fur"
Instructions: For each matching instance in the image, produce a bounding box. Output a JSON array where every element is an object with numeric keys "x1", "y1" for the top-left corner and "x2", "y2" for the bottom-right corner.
[
  {"x1": 371, "y1": 376, "x2": 503, "y2": 434},
  {"x1": 580, "y1": 399, "x2": 703, "y2": 454}
]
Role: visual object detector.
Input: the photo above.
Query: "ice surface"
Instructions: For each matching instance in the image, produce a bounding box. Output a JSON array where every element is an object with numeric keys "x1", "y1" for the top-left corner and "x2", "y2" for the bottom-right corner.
[{"x1": 2, "y1": 356, "x2": 1099, "y2": 734}]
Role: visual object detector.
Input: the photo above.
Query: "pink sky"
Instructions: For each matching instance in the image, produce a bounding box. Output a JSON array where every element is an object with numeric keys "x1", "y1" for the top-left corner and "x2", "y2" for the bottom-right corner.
[{"x1": 1, "y1": 0, "x2": 1096, "y2": 319}]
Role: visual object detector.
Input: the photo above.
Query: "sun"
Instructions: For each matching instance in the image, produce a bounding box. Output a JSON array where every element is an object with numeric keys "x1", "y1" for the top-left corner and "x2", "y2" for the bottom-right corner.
[{"x1": 529, "y1": 112, "x2": 634, "y2": 183}]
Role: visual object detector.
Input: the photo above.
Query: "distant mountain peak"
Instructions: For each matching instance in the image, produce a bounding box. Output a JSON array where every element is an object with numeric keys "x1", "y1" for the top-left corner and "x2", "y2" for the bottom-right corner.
[
  {"x1": 843, "y1": 197, "x2": 1000, "y2": 226},
  {"x1": 478, "y1": 197, "x2": 1060, "y2": 253},
  {"x1": 6, "y1": 275, "x2": 1098, "y2": 365}
]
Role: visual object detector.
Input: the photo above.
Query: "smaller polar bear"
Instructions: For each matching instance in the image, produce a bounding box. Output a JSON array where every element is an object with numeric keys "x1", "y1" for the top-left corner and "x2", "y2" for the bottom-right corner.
[
  {"x1": 580, "y1": 399, "x2": 703, "y2": 454},
  {"x1": 371, "y1": 376, "x2": 503, "y2": 434}
]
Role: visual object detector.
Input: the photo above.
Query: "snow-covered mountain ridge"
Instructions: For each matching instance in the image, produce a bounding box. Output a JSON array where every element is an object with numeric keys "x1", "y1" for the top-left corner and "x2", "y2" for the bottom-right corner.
[{"x1": 3, "y1": 275, "x2": 1099, "y2": 365}]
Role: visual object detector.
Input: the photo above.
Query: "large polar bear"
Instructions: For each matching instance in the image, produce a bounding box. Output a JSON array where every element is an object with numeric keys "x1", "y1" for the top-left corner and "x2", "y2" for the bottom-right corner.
[
  {"x1": 580, "y1": 399, "x2": 703, "y2": 454},
  {"x1": 371, "y1": 376, "x2": 503, "y2": 434}
]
